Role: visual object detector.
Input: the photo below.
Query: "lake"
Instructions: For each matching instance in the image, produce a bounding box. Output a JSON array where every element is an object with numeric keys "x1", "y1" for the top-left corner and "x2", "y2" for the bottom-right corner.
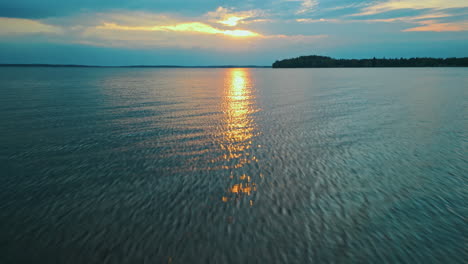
[{"x1": 0, "y1": 67, "x2": 466, "y2": 263}]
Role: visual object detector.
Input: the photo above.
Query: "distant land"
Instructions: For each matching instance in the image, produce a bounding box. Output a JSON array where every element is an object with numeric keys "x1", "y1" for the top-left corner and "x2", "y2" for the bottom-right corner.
[
  {"x1": 3, "y1": 57, "x2": 468, "y2": 68},
  {"x1": 273, "y1": 55, "x2": 468, "y2": 68},
  {"x1": 0, "y1": 64, "x2": 269, "y2": 68}
]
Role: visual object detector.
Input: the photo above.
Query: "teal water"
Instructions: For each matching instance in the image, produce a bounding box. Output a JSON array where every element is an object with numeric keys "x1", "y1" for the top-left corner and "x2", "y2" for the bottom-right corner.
[{"x1": 0, "y1": 67, "x2": 466, "y2": 263}]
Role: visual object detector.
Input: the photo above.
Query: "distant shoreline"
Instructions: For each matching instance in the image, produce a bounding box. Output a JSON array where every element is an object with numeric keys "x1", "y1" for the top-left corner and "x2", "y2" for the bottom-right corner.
[
  {"x1": 2, "y1": 60, "x2": 468, "y2": 68},
  {"x1": 273, "y1": 55, "x2": 468, "y2": 68},
  {"x1": 0, "y1": 64, "x2": 270, "y2": 68}
]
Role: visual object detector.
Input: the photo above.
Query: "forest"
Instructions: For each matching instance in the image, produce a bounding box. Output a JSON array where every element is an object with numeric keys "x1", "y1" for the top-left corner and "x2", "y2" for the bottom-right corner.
[{"x1": 272, "y1": 55, "x2": 468, "y2": 68}]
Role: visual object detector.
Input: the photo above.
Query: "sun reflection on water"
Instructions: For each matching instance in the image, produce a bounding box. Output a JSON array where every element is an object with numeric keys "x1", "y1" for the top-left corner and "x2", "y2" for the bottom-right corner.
[{"x1": 218, "y1": 68, "x2": 261, "y2": 204}]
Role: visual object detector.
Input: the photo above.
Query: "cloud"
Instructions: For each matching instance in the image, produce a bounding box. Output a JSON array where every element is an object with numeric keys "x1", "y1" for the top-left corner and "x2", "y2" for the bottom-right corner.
[
  {"x1": 0, "y1": 17, "x2": 62, "y2": 35},
  {"x1": 81, "y1": 25, "x2": 326, "y2": 51},
  {"x1": 96, "y1": 22, "x2": 261, "y2": 37},
  {"x1": 44, "y1": 11, "x2": 324, "y2": 51},
  {"x1": 321, "y1": 2, "x2": 467, "y2": 33},
  {"x1": 348, "y1": 11, "x2": 468, "y2": 32},
  {"x1": 205, "y1": 7, "x2": 266, "y2": 26},
  {"x1": 353, "y1": 0, "x2": 468, "y2": 16},
  {"x1": 296, "y1": 18, "x2": 340, "y2": 23},
  {"x1": 298, "y1": 0, "x2": 319, "y2": 14},
  {"x1": 294, "y1": 10, "x2": 468, "y2": 32},
  {"x1": 348, "y1": 12, "x2": 455, "y2": 22},
  {"x1": 0, "y1": 0, "x2": 223, "y2": 19},
  {"x1": 1, "y1": 2, "x2": 465, "y2": 58},
  {"x1": 284, "y1": 0, "x2": 319, "y2": 14},
  {"x1": 403, "y1": 20, "x2": 468, "y2": 32},
  {"x1": 323, "y1": 3, "x2": 368, "y2": 12}
]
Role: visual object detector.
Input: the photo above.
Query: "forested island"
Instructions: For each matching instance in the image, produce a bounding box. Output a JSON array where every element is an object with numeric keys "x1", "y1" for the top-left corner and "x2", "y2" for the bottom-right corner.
[{"x1": 272, "y1": 55, "x2": 468, "y2": 68}]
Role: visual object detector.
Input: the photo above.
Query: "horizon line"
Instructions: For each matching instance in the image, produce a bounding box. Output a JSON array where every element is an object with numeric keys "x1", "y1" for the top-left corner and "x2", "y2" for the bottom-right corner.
[{"x1": 0, "y1": 64, "x2": 271, "y2": 68}]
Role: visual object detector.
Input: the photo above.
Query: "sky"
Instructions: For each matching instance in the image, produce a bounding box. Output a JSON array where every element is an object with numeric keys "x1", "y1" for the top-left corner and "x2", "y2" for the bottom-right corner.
[{"x1": 0, "y1": 0, "x2": 467, "y2": 65}]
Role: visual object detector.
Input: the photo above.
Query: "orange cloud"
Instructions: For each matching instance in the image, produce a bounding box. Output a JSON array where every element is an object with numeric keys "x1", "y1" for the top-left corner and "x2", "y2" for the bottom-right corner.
[
  {"x1": 353, "y1": 13, "x2": 455, "y2": 23},
  {"x1": 353, "y1": 0, "x2": 468, "y2": 16},
  {"x1": 403, "y1": 21, "x2": 468, "y2": 32},
  {"x1": 301, "y1": 11, "x2": 465, "y2": 31},
  {"x1": 206, "y1": 7, "x2": 265, "y2": 27},
  {"x1": 97, "y1": 22, "x2": 261, "y2": 37}
]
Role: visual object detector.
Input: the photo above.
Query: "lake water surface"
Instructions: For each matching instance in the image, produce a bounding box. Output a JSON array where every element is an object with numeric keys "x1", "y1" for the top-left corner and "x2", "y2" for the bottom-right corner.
[{"x1": 0, "y1": 67, "x2": 467, "y2": 263}]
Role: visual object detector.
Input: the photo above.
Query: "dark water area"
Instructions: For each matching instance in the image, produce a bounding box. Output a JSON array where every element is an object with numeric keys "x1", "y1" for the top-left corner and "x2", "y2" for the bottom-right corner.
[{"x1": 0, "y1": 67, "x2": 466, "y2": 263}]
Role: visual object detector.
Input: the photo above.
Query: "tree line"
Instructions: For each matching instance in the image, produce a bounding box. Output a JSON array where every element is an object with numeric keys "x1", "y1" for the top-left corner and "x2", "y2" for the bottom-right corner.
[{"x1": 272, "y1": 55, "x2": 468, "y2": 68}]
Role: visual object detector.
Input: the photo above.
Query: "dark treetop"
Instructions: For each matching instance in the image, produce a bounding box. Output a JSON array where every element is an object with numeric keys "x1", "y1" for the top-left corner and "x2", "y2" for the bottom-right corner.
[{"x1": 272, "y1": 55, "x2": 468, "y2": 68}]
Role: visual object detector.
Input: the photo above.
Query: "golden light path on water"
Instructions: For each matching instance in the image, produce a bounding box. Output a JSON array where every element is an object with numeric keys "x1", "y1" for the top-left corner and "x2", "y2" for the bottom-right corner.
[{"x1": 219, "y1": 68, "x2": 261, "y2": 205}]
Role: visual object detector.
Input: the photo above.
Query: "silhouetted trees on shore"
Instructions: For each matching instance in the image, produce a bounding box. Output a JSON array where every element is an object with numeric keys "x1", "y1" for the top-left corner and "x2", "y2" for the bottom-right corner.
[{"x1": 272, "y1": 55, "x2": 468, "y2": 68}]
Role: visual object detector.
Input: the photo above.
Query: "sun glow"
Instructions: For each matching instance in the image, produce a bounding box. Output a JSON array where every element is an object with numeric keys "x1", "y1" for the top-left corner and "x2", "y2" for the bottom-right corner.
[
  {"x1": 218, "y1": 16, "x2": 245, "y2": 26},
  {"x1": 224, "y1": 29, "x2": 260, "y2": 37},
  {"x1": 98, "y1": 22, "x2": 261, "y2": 37}
]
